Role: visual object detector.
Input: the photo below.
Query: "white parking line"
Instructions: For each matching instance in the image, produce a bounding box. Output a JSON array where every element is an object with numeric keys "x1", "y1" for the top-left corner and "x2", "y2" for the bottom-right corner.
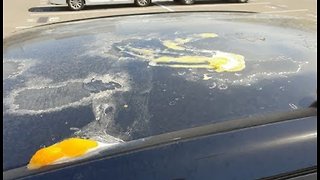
[
  {"x1": 171, "y1": 2, "x2": 271, "y2": 7},
  {"x1": 208, "y1": 2, "x2": 271, "y2": 6},
  {"x1": 154, "y1": 2, "x2": 174, "y2": 12},
  {"x1": 27, "y1": 19, "x2": 36, "y2": 22},
  {"x1": 15, "y1": 26, "x2": 33, "y2": 29},
  {"x1": 49, "y1": 17, "x2": 60, "y2": 22},
  {"x1": 262, "y1": 9, "x2": 309, "y2": 14},
  {"x1": 265, "y1": 5, "x2": 277, "y2": 9},
  {"x1": 277, "y1": 4, "x2": 288, "y2": 8}
]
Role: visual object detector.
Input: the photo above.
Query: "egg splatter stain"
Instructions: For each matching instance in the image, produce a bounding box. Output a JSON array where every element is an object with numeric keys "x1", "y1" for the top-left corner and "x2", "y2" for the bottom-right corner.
[{"x1": 28, "y1": 138, "x2": 99, "y2": 170}]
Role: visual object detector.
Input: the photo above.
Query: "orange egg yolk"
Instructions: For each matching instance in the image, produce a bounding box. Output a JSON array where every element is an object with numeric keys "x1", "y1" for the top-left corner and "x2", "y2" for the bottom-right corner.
[{"x1": 27, "y1": 138, "x2": 98, "y2": 170}]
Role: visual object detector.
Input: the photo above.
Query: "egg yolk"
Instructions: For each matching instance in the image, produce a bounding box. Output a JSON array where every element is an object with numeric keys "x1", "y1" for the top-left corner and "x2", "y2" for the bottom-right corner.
[{"x1": 27, "y1": 138, "x2": 98, "y2": 170}]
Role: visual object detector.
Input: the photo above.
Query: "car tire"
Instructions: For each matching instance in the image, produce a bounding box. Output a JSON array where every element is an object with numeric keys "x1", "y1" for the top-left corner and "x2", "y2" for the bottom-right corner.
[
  {"x1": 135, "y1": 0, "x2": 151, "y2": 7},
  {"x1": 180, "y1": 0, "x2": 195, "y2": 5},
  {"x1": 173, "y1": 0, "x2": 179, "y2": 3},
  {"x1": 67, "y1": 0, "x2": 85, "y2": 10},
  {"x1": 229, "y1": 0, "x2": 248, "y2": 2}
]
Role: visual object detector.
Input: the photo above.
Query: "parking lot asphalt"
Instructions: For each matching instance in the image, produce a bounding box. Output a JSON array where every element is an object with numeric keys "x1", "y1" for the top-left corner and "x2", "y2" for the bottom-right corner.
[{"x1": 3, "y1": 0, "x2": 317, "y2": 38}]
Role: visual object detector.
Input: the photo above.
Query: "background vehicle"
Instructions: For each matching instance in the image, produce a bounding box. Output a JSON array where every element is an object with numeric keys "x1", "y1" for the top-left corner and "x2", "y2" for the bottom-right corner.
[
  {"x1": 3, "y1": 12, "x2": 317, "y2": 179},
  {"x1": 177, "y1": 0, "x2": 248, "y2": 5},
  {"x1": 49, "y1": 0, "x2": 248, "y2": 11}
]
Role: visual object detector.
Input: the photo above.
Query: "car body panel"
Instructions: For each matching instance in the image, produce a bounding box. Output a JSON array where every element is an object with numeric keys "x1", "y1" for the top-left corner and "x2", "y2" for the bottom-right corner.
[
  {"x1": 49, "y1": 0, "x2": 135, "y2": 5},
  {"x1": 48, "y1": 0, "x2": 224, "y2": 6},
  {"x1": 4, "y1": 116, "x2": 317, "y2": 179},
  {"x1": 3, "y1": 12, "x2": 317, "y2": 175},
  {"x1": 48, "y1": 0, "x2": 66, "y2": 5},
  {"x1": 86, "y1": 0, "x2": 134, "y2": 5}
]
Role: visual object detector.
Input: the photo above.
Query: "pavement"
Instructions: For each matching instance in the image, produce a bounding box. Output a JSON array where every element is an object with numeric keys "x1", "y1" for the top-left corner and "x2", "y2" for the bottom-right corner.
[{"x1": 3, "y1": 0, "x2": 317, "y2": 38}]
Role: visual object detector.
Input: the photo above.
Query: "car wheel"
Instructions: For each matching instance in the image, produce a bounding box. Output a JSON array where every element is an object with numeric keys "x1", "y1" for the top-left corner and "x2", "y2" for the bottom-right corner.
[
  {"x1": 180, "y1": 0, "x2": 195, "y2": 5},
  {"x1": 229, "y1": 0, "x2": 248, "y2": 2},
  {"x1": 67, "y1": 0, "x2": 85, "y2": 11},
  {"x1": 135, "y1": 0, "x2": 151, "y2": 7}
]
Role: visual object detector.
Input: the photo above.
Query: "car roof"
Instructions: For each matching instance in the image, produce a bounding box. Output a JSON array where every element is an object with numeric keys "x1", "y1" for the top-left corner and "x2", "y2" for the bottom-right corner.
[{"x1": 3, "y1": 12, "x2": 317, "y2": 171}]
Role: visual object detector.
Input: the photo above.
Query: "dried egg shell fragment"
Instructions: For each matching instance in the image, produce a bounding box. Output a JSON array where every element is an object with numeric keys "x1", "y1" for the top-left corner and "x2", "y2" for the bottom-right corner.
[{"x1": 27, "y1": 138, "x2": 99, "y2": 170}]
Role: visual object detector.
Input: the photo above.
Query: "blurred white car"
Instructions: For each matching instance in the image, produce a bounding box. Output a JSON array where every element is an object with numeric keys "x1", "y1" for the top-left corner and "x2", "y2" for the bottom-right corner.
[
  {"x1": 49, "y1": 0, "x2": 150, "y2": 10},
  {"x1": 49, "y1": 0, "x2": 248, "y2": 11}
]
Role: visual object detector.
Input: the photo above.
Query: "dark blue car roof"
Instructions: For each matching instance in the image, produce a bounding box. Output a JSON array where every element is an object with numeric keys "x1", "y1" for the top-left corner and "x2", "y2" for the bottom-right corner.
[{"x1": 3, "y1": 12, "x2": 317, "y2": 177}]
